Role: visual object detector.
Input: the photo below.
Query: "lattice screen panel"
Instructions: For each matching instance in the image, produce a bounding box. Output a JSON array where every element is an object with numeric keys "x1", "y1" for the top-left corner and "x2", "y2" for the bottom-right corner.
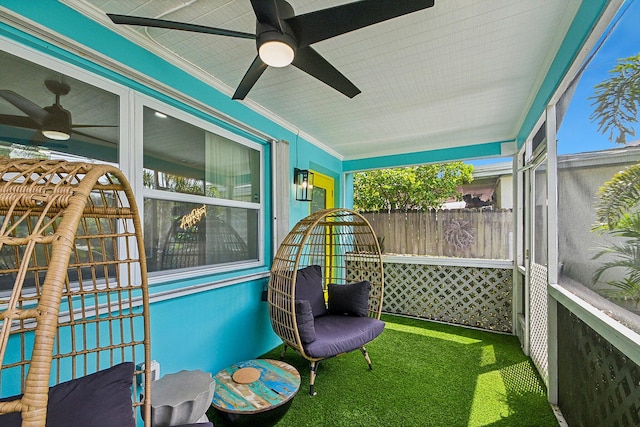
[
  {"x1": 382, "y1": 262, "x2": 512, "y2": 332},
  {"x1": 529, "y1": 262, "x2": 549, "y2": 386},
  {"x1": 558, "y1": 305, "x2": 640, "y2": 426}
]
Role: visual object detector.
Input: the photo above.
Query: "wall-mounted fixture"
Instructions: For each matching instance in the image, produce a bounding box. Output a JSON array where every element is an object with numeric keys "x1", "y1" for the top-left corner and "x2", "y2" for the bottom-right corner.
[{"x1": 294, "y1": 168, "x2": 314, "y2": 202}]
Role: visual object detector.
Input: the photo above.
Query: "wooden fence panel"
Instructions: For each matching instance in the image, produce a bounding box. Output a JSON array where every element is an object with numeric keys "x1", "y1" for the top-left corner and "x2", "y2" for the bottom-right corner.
[{"x1": 363, "y1": 210, "x2": 513, "y2": 259}]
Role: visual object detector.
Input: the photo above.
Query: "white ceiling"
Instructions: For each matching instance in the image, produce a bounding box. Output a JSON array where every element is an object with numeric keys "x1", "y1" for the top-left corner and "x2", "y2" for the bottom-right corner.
[{"x1": 68, "y1": 0, "x2": 583, "y2": 161}]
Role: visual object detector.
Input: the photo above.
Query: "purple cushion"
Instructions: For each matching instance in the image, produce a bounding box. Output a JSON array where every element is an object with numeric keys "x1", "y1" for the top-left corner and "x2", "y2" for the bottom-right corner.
[
  {"x1": 328, "y1": 281, "x2": 371, "y2": 317},
  {"x1": 295, "y1": 299, "x2": 317, "y2": 343},
  {"x1": 295, "y1": 265, "x2": 327, "y2": 317},
  {"x1": 302, "y1": 315, "x2": 385, "y2": 359},
  {"x1": 0, "y1": 362, "x2": 135, "y2": 427}
]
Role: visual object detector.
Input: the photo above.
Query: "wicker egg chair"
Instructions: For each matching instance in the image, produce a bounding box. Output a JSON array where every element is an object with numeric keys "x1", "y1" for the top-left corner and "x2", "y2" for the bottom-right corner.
[
  {"x1": 268, "y1": 208, "x2": 385, "y2": 396},
  {"x1": 0, "y1": 159, "x2": 152, "y2": 426}
]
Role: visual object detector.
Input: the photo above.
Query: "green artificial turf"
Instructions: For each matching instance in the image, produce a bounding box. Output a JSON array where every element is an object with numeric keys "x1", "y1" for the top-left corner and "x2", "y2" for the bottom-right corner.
[{"x1": 208, "y1": 314, "x2": 558, "y2": 427}]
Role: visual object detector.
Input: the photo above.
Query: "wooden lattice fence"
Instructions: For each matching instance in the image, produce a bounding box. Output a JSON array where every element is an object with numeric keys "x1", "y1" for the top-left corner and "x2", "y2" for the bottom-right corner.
[{"x1": 362, "y1": 210, "x2": 512, "y2": 259}]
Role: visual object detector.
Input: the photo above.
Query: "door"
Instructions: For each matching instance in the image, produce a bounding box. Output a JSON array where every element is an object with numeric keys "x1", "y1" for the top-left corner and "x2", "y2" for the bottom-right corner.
[
  {"x1": 528, "y1": 153, "x2": 549, "y2": 387},
  {"x1": 309, "y1": 171, "x2": 335, "y2": 286},
  {"x1": 518, "y1": 124, "x2": 549, "y2": 388},
  {"x1": 310, "y1": 171, "x2": 334, "y2": 213}
]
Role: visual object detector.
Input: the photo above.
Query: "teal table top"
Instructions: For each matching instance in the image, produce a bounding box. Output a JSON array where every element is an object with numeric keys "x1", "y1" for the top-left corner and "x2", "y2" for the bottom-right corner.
[{"x1": 211, "y1": 359, "x2": 301, "y2": 414}]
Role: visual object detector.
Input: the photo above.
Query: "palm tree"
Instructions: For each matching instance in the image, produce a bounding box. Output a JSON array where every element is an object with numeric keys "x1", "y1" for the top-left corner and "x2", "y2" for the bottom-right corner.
[
  {"x1": 589, "y1": 53, "x2": 640, "y2": 144},
  {"x1": 591, "y1": 52, "x2": 640, "y2": 304},
  {"x1": 592, "y1": 193, "x2": 640, "y2": 303}
]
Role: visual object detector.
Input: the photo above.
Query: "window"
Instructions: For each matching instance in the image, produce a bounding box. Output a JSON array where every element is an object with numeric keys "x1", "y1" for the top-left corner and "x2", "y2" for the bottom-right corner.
[
  {"x1": 141, "y1": 106, "x2": 262, "y2": 274},
  {"x1": 0, "y1": 49, "x2": 120, "y2": 164},
  {"x1": 0, "y1": 42, "x2": 266, "y2": 287},
  {"x1": 556, "y1": 2, "x2": 640, "y2": 331},
  {"x1": 0, "y1": 46, "x2": 123, "y2": 292}
]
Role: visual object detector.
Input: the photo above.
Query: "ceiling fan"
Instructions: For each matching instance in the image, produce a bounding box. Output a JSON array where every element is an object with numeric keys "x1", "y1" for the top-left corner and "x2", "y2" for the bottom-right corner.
[
  {"x1": 0, "y1": 80, "x2": 117, "y2": 146},
  {"x1": 108, "y1": 0, "x2": 435, "y2": 100}
]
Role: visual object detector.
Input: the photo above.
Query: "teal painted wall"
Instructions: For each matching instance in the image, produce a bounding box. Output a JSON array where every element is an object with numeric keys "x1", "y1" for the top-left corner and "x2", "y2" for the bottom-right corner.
[
  {"x1": 148, "y1": 278, "x2": 277, "y2": 376},
  {"x1": 288, "y1": 135, "x2": 343, "y2": 223}
]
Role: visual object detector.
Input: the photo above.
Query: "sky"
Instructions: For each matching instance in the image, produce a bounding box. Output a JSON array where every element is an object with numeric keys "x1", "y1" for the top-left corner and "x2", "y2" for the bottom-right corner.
[{"x1": 557, "y1": 0, "x2": 640, "y2": 154}]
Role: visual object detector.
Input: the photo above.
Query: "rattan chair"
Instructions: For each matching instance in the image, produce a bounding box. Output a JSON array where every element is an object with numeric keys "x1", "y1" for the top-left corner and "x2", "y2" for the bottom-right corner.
[
  {"x1": 268, "y1": 208, "x2": 385, "y2": 395},
  {"x1": 0, "y1": 159, "x2": 151, "y2": 426}
]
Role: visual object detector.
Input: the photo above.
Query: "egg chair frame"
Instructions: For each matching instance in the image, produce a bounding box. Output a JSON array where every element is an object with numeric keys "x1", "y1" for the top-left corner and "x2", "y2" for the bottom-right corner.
[
  {"x1": 268, "y1": 208, "x2": 385, "y2": 396},
  {"x1": 0, "y1": 159, "x2": 151, "y2": 426}
]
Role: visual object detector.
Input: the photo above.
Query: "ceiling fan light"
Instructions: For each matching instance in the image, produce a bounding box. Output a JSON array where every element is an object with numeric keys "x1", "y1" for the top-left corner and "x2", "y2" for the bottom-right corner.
[
  {"x1": 259, "y1": 41, "x2": 294, "y2": 67},
  {"x1": 42, "y1": 104, "x2": 72, "y2": 141},
  {"x1": 42, "y1": 129, "x2": 71, "y2": 140}
]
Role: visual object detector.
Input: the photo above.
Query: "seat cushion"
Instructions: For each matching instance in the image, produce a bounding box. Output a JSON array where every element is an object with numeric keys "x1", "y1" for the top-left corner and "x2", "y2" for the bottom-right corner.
[
  {"x1": 327, "y1": 281, "x2": 371, "y2": 317},
  {"x1": 294, "y1": 265, "x2": 327, "y2": 317},
  {"x1": 302, "y1": 315, "x2": 385, "y2": 359}
]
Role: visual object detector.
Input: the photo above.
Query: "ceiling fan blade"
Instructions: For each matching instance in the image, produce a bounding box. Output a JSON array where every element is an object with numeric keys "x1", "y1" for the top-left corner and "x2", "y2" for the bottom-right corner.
[
  {"x1": 0, "y1": 113, "x2": 39, "y2": 130},
  {"x1": 0, "y1": 90, "x2": 48, "y2": 124},
  {"x1": 107, "y1": 14, "x2": 256, "y2": 39},
  {"x1": 292, "y1": 47, "x2": 360, "y2": 98},
  {"x1": 251, "y1": 0, "x2": 278, "y2": 25},
  {"x1": 232, "y1": 56, "x2": 269, "y2": 100},
  {"x1": 71, "y1": 129, "x2": 117, "y2": 145},
  {"x1": 71, "y1": 124, "x2": 118, "y2": 129},
  {"x1": 29, "y1": 131, "x2": 67, "y2": 148},
  {"x1": 30, "y1": 131, "x2": 47, "y2": 146},
  {"x1": 286, "y1": 0, "x2": 435, "y2": 47},
  {"x1": 250, "y1": 0, "x2": 294, "y2": 29}
]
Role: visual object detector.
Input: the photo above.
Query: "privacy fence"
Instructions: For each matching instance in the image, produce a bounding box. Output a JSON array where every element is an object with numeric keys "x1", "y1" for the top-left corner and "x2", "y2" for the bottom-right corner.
[
  {"x1": 359, "y1": 210, "x2": 514, "y2": 332},
  {"x1": 362, "y1": 210, "x2": 512, "y2": 259}
]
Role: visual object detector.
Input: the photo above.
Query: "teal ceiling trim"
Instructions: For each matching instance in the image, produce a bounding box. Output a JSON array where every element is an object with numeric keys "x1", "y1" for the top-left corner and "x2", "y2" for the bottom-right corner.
[
  {"x1": 516, "y1": 0, "x2": 610, "y2": 146},
  {"x1": 343, "y1": 141, "x2": 505, "y2": 172}
]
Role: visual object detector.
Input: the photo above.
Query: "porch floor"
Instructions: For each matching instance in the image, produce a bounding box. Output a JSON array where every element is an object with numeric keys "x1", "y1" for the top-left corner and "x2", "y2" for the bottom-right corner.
[{"x1": 209, "y1": 314, "x2": 558, "y2": 426}]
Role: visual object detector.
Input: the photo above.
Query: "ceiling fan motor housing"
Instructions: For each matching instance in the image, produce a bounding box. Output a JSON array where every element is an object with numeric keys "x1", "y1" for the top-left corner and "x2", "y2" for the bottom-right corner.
[{"x1": 42, "y1": 104, "x2": 72, "y2": 138}]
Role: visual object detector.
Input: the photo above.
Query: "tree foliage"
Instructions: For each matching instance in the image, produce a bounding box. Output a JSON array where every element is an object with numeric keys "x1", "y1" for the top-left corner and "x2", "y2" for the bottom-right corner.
[
  {"x1": 353, "y1": 162, "x2": 473, "y2": 212},
  {"x1": 592, "y1": 211, "x2": 640, "y2": 304},
  {"x1": 590, "y1": 53, "x2": 640, "y2": 303},
  {"x1": 590, "y1": 53, "x2": 640, "y2": 144},
  {"x1": 593, "y1": 163, "x2": 640, "y2": 231}
]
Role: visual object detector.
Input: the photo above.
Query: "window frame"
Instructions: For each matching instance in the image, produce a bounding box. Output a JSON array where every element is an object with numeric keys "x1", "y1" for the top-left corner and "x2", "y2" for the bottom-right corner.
[
  {"x1": 132, "y1": 95, "x2": 265, "y2": 284},
  {"x1": 0, "y1": 38, "x2": 268, "y2": 290}
]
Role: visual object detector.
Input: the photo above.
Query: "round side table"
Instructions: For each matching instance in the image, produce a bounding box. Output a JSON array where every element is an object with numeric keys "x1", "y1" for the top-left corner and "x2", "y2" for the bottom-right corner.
[{"x1": 211, "y1": 359, "x2": 300, "y2": 426}]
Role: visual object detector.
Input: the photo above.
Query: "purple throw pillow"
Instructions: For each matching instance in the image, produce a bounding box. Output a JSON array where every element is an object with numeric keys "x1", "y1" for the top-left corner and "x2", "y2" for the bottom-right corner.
[
  {"x1": 295, "y1": 299, "x2": 317, "y2": 343},
  {"x1": 328, "y1": 281, "x2": 371, "y2": 317},
  {"x1": 0, "y1": 362, "x2": 135, "y2": 427},
  {"x1": 295, "y1": 265, "x2": 327, "y2": 317}
]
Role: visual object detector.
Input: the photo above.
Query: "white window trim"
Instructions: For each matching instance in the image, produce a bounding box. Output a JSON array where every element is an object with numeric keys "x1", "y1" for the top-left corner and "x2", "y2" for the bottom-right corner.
[
  {"x1": 0, "y1": 37, "x2": 267, "y2": 289},
  {"x1": 133, "y1": 94, "x2": 265, "y2": 281}
]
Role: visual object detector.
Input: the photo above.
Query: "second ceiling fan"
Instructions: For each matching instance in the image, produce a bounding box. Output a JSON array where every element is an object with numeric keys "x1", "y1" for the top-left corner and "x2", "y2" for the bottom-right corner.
[{"x1": 108, "y1": 0, "x2": 435, "y2": 100}]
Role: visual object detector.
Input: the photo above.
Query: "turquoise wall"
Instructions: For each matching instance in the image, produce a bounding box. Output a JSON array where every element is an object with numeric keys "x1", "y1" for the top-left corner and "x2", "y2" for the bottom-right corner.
[
  {"x1": 289, "y1": 135, "x2": 343, "y2": 220},
  {"x1": 148, "y1": 278, "x2": 276, "y2": 376}
]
